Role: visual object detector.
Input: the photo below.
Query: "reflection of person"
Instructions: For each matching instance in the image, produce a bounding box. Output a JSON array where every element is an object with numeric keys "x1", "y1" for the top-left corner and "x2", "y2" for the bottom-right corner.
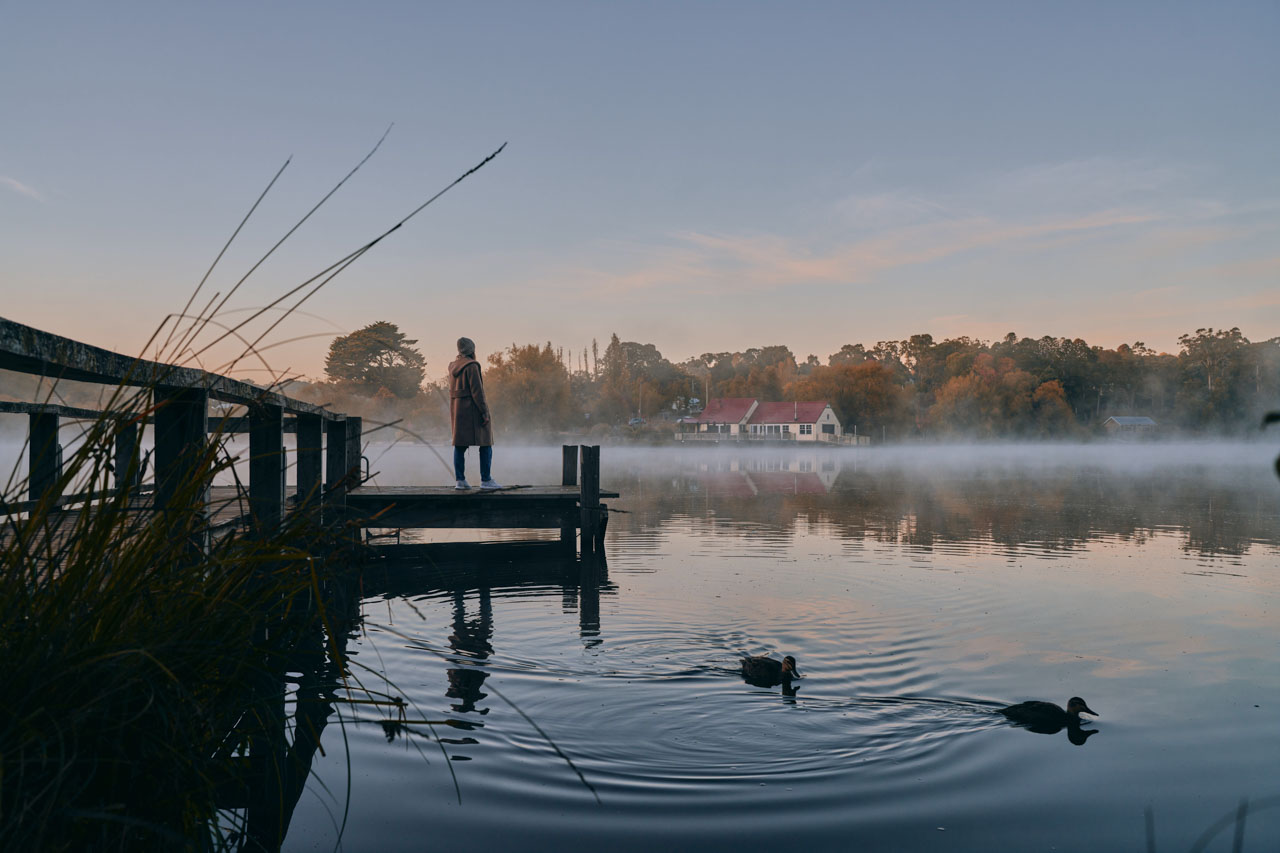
[
  {"x1": 446, "y1": 588, "x2": 493, "y2": 714},
  {"x1": 448, "y1": 337, "x2": 500, "y2": 490}
]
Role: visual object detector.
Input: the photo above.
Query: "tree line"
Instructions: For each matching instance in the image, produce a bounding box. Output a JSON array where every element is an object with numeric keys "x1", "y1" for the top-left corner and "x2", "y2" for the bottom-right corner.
[{"x1": 308, "y1": 322, "x2": 1279, "y2": 440}]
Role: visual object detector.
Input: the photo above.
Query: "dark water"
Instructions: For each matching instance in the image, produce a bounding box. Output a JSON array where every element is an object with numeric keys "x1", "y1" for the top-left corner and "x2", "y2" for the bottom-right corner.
[{"x1": 282, "y1": 443, "x2": 1280, "y2": 852}]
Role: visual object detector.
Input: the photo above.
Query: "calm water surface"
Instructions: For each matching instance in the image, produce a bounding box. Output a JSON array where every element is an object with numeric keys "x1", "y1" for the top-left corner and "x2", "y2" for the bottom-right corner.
[{"x1": 283, "y1": 443, "x2": 1280, "y2": 852}]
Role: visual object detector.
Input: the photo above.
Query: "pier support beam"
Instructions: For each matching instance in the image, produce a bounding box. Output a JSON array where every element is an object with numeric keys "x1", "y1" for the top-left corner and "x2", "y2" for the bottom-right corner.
[
  {"x1": 154, "y1": 387, "x2": 209, "y2": 515},
  {"x1": 295, "y1": 413, "x2": 323, "y2": 509},
  {"x1": 579, "y1": 445, "x2": 600, "y2": 561},
  {"x1": 561, "y1": 445, "x2": 578, "y2": 552},
  {"x1": 28, "y1": 412, "x2": 62, "y2": 505},
  {"x1": 114, "y1": 420, "x2": 140, "y2": 494},
  {"x1": 324, "y1": 417, "x2": 349, "y2": 525},
  {"x1": 249, "y1": 402, "x2": 285, "y2": 535},
  {"x1": 345, "y1": 417, "x2": 362, "y2": 485}
]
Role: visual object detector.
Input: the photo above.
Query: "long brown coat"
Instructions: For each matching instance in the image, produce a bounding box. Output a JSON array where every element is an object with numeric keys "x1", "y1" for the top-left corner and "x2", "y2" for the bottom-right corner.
[{"x1": 448, "y1": 356, "x2": 494, "y2": 447}]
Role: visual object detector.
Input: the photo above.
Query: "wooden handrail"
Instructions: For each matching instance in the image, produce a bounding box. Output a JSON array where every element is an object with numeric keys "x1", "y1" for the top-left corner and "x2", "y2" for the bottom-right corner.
[{"x1": 0, "y1": 316, "x2": 338, "y2": 419}]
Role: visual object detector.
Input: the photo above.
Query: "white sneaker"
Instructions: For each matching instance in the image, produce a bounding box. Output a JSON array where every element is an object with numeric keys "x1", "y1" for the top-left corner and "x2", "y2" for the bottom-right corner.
[
  {"x1": 455, "y1": 479, "x2": 471, "y2": 490},
  {"x1": 480, "y1": 479, "x2": 503, "y2": 490}
]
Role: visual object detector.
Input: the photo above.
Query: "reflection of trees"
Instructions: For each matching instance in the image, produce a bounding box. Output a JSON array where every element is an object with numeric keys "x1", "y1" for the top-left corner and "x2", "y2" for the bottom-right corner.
[{"x1": 600, "y1": 456, "x2": 1280, "y2": 558}]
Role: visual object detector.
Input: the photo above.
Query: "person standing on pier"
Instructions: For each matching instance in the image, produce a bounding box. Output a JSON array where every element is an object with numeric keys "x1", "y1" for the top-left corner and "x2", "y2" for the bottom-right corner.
[{"x1": 448, "y1": 337, "x2": 501, "y2": 490}]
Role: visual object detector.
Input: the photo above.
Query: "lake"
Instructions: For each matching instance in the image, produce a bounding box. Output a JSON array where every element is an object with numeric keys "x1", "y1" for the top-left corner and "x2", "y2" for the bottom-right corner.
[{"x1": 280, "y1": 442, "x2": 1280, "y2": 852}]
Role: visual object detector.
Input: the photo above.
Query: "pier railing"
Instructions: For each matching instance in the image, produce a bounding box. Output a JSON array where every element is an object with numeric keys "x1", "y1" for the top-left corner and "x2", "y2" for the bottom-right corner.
[{"x1": 0, "y1": 315, "x2": 361, "y2": 531}]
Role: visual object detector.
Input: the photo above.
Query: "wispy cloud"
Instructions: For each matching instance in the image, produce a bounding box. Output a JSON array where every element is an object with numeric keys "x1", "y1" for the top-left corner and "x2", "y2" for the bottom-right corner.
[
  {"x1": 529, "y1": 154, "x2": 1280, "y2": 309},
  {"x1": 560, "y1": 206, "x2": 1162, "y2": 299},
  {"x1": 1, "y1": 175, "x2": 44, "y2": 202}
]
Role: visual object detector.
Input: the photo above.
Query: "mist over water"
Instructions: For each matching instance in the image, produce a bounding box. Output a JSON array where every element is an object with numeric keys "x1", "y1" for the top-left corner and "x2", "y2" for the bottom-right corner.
[{"x1": 271, "y1": 441, "x2": 1280, "y2": 852}]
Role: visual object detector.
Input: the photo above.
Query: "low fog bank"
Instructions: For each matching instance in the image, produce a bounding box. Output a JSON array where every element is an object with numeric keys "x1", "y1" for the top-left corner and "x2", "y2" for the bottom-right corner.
[
  {"x1": 357, "y1": 440, "x2": 1280, "y2": 489},
  {"x1": 2, "y1": 437, "x2": 1276, "y2": 495}
]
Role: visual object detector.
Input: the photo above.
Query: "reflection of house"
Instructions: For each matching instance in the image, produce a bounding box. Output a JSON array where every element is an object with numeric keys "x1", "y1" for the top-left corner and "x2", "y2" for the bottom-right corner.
[
  {"x1": 690, "y1": 454, "x2": 840, "y2": 494},
  {"x1": 678, "y1": 398, "x2": 854, "y2": 443},
  {"x1": 1102, "y1": 416, "x2": 1157, "y2": 438}
]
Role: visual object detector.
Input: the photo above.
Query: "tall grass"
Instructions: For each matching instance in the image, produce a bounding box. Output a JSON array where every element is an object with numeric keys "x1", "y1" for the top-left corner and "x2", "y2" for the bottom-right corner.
[{"x1": 0, "y1": 387, "x2": 356, "y2": 850}]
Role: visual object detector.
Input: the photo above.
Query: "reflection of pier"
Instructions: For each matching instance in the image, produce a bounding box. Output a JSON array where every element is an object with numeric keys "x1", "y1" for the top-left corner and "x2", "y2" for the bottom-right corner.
[
  {"x1": 690, "y1": 453, "x2": 841, "y2": 496},
  {"x1": 363, "y1": 540, "x2": 613, "y2": 649},
  {"x1": 217, "y1": 541, "x2": 612, "y2": 851},
  {"x1": 364, "y1": 543, "x2": 613, "y2": 763}
]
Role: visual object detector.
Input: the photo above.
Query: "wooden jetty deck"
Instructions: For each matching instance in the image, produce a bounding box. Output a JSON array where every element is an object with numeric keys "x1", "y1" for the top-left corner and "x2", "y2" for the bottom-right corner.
[{"x1": 352, "y1": 481, "x2": 617, "y2": 535}]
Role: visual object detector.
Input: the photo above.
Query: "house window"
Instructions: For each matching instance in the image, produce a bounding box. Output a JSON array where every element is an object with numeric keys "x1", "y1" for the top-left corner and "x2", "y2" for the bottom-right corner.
[
  {"x1": 822, "y1": 424, "x2": 835, "y2": 434},
  {"x1": 782, "y1": 425, "x2": 790, "y2": 433},
  {"x1": 799, "y1": 424, "x2": 812, "y2": 435}
]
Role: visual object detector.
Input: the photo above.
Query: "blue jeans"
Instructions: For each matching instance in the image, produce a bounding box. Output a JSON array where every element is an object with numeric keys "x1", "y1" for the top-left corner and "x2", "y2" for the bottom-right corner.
[{"x1": 453, "y1": 446, "x2": 492, "y2": 482}]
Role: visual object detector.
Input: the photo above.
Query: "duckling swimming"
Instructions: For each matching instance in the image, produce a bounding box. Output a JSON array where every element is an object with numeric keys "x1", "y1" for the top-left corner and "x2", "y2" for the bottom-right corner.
[
  {"x1": 1000, "y1": 696, "x2": 1098, "y2": 727},
  {"x1": 741, "y1": 655, "x2": 800, "y2": 688}
]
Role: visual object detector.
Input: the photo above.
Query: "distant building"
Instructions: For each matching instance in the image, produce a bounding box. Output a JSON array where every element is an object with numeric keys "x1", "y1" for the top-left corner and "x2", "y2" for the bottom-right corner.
[
  {"x1": 746, "y1": 401, "x2": 842, "y2": 441},
  {"x1": 1102, "y1": 416, "x2": 1157, "y2": 438},
  {"x1": 677, "y1": 397, "x2": 848, "y2": 442},
  {"x1": 681, "y1": 397, "x2": 758, "y2": 437}
]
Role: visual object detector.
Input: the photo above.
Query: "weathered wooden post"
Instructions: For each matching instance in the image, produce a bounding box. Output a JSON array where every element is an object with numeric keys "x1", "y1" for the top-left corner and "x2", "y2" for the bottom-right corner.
[
  {"x1": 324, "y1": 416, "x2": 349, "y2": 525},
  {"x1": 579, "y1": 445, "x2": 600, "y2": 561},
  {"x1": 344, "y1": 417, "x2": 362, "y2": 539},
  {"x1": 114, "y1": 419, "x2": 140, "y2": 494},
  {"x1": 28, "y1": 411, "x2": 62, "y2": 505},
  {"x1": 154, "y1": 387, "x2": 209, "y2": 518},
  {"x1": 562, "y1": 444, "x2": 578, "y2": 488},
  {"x1": 248, "y1": 401, "x2": 285, "y2": 535},
  {"x1": 561, "y1": 444, "x2": 578, "y2": 553},
  {"x1": 345, "y1": 416, "x2": 362, "y2": 484},
  {"x1": 295, "y1": 412, "x2": 323, "y2": 509}
]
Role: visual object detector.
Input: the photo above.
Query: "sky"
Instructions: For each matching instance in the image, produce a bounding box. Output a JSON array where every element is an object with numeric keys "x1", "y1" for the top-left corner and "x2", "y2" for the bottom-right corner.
[{"x1": 2, "y1": 1, "x2": 1277, "y2": 384}]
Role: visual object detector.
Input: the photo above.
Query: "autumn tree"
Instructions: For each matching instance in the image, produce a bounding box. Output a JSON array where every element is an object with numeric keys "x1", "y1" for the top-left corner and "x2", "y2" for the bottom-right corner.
[
  {"x1": 596, "y1": 335, "x2": 691, "y2": 422},
  {"x1": 785, "y1": 361, "x2": 911, "y2": 436},
  {"x1": 484, "y1": 343, "x2": 573, "y2": 433},
  {"x1": 324, "y1": 321, "x2": 426, "y2": 398}
]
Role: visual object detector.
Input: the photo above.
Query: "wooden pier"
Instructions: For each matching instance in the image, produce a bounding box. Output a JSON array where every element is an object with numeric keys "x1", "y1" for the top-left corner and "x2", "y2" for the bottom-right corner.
[{"x1": 1, "y1": 316, "x2": 615, "y2": 558}]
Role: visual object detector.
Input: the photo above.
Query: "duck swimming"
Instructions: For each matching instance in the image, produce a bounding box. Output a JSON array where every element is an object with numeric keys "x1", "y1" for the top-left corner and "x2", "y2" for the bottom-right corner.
[
  {"x1": 741, "y1": 655, "x2": 800, "y2": 688},
  {"x1": 999, "y1": 696, "x2": 1098, "y2": 727}
]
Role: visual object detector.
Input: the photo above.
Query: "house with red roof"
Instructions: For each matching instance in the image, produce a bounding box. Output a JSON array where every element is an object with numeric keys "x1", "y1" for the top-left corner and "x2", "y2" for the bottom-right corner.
[
  {"x1": 679, "y1": 397, "x2": 758, "y2": 437},
  {"x1": 677, "y1": 397, "x2": 845, "y2": 442}
]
